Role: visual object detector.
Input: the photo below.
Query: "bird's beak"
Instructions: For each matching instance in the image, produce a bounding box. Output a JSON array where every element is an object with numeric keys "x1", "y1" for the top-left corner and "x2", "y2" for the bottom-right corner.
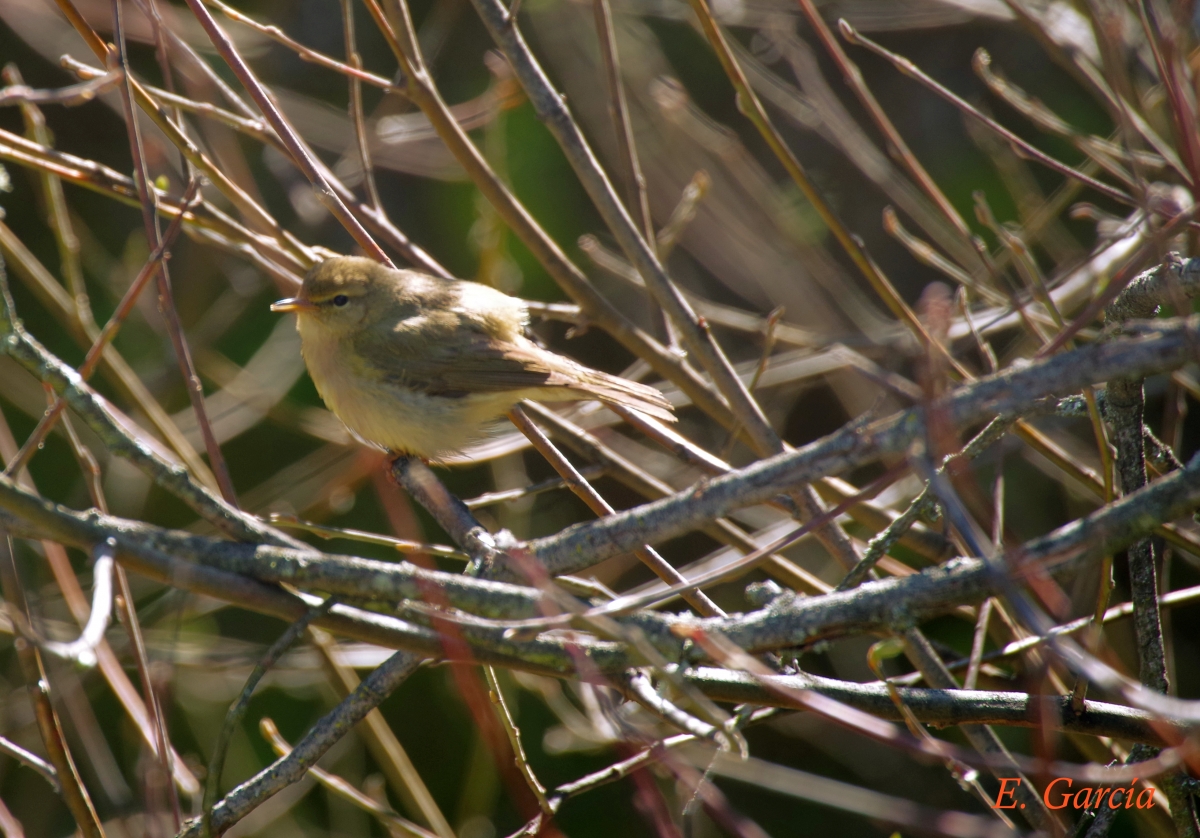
[{"x1": 271, "y1": 297, "x2": 317, "y2": 313}]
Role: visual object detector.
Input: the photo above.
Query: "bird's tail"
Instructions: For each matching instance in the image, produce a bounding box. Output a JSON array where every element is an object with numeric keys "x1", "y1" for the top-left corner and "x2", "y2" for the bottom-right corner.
[{"x1": 570, "y1": 370, "x2": 676, "y2": 423}]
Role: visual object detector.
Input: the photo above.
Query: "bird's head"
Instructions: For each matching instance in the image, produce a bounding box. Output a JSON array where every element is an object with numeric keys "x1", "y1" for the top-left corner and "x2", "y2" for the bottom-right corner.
[{"x1": 271, "y1": 256, "x2": 387, "y2": 335}]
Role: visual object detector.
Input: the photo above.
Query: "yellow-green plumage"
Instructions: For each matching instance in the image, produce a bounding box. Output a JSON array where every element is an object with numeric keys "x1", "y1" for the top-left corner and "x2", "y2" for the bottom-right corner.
[{"x1": 275, "y1": 256, "x2": 675, "y2": 459}]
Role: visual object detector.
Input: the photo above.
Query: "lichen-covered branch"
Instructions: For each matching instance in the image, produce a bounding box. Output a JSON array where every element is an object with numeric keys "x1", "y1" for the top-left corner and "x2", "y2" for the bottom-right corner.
[
  {"x1": 181, "y1": 650, "x2": 423, "y2": 837},
  {"x1": 528, "y1": 315, "x2": 1200, "y2": 575},
  {"x1": 0, "y1": 263, "x2": 304, "y2": 548},
  {"x1": 4, "y1": 434, "x2": 1199, "y2": 676},
  {"x1": 1103, "y1": 253, "x2": 1200, "y2": 836}
]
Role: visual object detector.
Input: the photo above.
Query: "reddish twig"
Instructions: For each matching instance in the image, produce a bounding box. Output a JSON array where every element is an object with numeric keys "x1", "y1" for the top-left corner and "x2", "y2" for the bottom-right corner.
[
  {"x1": 182, "y1": 0, "x2": 393, "y2": 265},
  {"x1": 4, "y1": 179, "x2": 202, "y2": 480}
]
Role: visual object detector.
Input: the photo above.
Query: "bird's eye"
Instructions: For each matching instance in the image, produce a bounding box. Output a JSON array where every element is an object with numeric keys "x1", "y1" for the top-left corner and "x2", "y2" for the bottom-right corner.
[{"x1": 333, "y1": 294, "x2": 349, "y2": 307}]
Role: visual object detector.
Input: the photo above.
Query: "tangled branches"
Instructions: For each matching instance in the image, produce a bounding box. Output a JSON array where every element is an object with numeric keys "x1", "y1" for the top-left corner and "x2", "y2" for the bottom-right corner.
[{"x1": 2, "y1": 1, "x2": 1200, "y2": 837}]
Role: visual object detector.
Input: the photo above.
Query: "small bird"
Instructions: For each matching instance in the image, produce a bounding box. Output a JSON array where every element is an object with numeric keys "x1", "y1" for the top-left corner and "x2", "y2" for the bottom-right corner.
[{"x1": 272, "y1": 256, "x2": 674, "y2": 459}]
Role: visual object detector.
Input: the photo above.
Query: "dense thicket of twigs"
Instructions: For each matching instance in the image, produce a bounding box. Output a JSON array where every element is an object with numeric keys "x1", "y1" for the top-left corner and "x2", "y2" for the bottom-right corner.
[{"x1": 2, "y1": 0, "x2": 1200, "y2": 836}]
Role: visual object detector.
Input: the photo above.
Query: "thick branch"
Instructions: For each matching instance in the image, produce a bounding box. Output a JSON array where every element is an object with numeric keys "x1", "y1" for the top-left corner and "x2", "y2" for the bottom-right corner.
[
  {"x1": 0, "y1": 275, "x2": 305, "y2": 549},
  {"x1": 1103, "y1": 253, "x2": 1200, "y2": 835},
  {"x1": 528, "y1": 315, "x2": 1200, "y2": 574},
  {"x1": 181, "y1": 650, "x2": 423, "y2": 837},
  {"x1": 4, "y1": 441, "x2": 1200, "y2": 670},
  {"x1": 688, "y1": 668, "x2": 1183, "y2": 747},
  {"x1": 1105, "y1": 254, "x2": 1200, "y2": 693}
]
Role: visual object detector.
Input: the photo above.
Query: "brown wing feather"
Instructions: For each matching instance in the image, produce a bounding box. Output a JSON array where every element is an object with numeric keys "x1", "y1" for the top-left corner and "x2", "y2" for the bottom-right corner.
[
  {"x1": 553, "y1": 365, "x2": 676, "y2": 422},
  {"x1": 364, "y1": 331, "x2": 675, "y2": 421},
  {"x1": 495, "y1": 341, "x2": 676, "y2": 422},
  {"x1": 369, "y1": 337, "x2": 560, "y2": 396}
]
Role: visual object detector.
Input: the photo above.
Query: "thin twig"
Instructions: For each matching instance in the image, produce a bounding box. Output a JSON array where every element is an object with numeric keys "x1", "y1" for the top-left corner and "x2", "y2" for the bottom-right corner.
[
  {"x1": 0, "y1": 735, "x2": 59, "y2": 791},
  {"x1": 883, "y1": 208, "x2": 1006, "y2": 304},
  {"x1": 0, "y1": 126, "x2": 306, "y2": 276},
  {"x1": 37, "y1": 540, "x2": 113, "y2": 667},
  {"x1": 655, "y1": 170, "x2": 709, "y2": 258},
  {"x1": 182, "y1": 0, "x2": 392, "y2": 265},
  {"x1": 309, "y1": 628, "x2": 455, "y2": 838},
  {"x1": 839, "y1": 21, "x2": 1134, "y2": 207},
  {"x1": 1135, "y1": 1, "x2": 1200, "y2": 192},
  {"x1": 114, "y1": 560, "x2": 182, "y2": 828},
  {"x1": 182, "y1": 650, "x2": 424, "y2": 837},
  {"x1": 484, "y1": 665, "x2": 552, "y2": 814},
  {"x1": 59, "y1": 56, "x2": 450, "y2": 277},
  {"x1": 963, "y1": 598, "x2": 994, "y2": 691},
  {"x1": 591, "y1": 0, "x2": 651, "y2": 246},
  {"x1": 0, "y1": 537, "x2": 104, "y2": 838},
  {"x1": 794, "y1": 0, "x2": 970, "y2": 239},
  {"x1": 0, "y1": 72, "x2": 121, "y2": 107},
  {"x1": 3, "y1": 64, "x2": 93, "y2": 332},
  {"x1": 1068, "y1": 382, "x2": 1114, "y2": 710},
  {"x1": 463, "y1": 465, "x2": 606, "y2": 509},
  {"x1": 267, "y1": 514, "x2": 468, "y2": 560},
  {"x1": 342, "y1": 0, "x2": 383, "y2": 210},
  {"x1": 203, "y1": 597, "x2": 336, "y2": 836},
  {"x1": 508, "y1": 405, "x2": 724, "y2": 616},
  {"x1": 53, "y1": 0, "x2": 314, "y2": 264},
  {"x1": 591, "y1": 0, "x2": 673, "y2": 346},
  {"x1": 258, "y1": 717, "x2": 439, "y2": 838},
  {"x1": 206, "y1": 0, "x2": 406, "y2": 93},
  {"x1": 110, "y1": 0, "x2": 240, "y2": 507},
  {"x1": 4, "y1": 179, "x2": 201, "y2": 480},
  {"x1": 972, "y1": 49, "x2": 1158, "y2": 187}
]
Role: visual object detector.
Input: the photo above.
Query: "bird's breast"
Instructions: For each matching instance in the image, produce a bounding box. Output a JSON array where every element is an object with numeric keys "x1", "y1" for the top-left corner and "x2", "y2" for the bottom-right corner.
[{"x1": 296, "y1": 316, "x2": 516, "y2": 457}]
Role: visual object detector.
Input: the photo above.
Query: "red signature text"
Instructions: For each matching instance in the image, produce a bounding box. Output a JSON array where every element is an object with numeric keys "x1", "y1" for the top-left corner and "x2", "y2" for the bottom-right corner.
[{"x1": 993, "y1": 778, "x2": 1156, "y2": 810}]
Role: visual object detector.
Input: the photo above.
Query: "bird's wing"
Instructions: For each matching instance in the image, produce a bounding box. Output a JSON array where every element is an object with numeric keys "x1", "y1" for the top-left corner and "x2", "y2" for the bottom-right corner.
[
  {"x1": 358, "y1": 329, "x2": 675, "y2": 421},
  {"x1": 362, "y1": 332, "x2": 573, "y2": 397},
  {"x1": 392, "y1": 271, "x2": 529, "y2": 342},
  {"x1": 449, "y1": 279, "x2": 529, "y2": 341}
]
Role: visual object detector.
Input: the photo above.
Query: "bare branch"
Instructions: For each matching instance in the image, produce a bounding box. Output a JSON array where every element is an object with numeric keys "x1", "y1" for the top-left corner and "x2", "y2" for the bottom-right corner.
[
  {"x1": 182, "y1": 650, "x2": 423, "y2": 836},
  {"x1": 0, "y1": 71, "x2": 121, "y2": 107}
]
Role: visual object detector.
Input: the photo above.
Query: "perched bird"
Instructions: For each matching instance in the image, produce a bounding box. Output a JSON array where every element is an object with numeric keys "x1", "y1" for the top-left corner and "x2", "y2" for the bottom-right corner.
[{"x1": 272, "y1": 256, "x2": 674, "y2": 459}]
